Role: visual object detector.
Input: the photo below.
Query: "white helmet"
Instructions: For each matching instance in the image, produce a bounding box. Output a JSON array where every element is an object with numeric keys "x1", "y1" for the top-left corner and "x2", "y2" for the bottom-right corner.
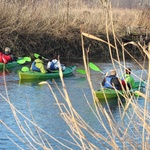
[{"x1": 5, "y1": 47, "x2": 11, "y2": 54}]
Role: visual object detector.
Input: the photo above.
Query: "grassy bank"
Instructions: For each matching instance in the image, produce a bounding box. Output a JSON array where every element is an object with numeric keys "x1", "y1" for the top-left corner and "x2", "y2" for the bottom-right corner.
[{"x1": 0, "y1": 0, "x2": 149, "y2": 58}]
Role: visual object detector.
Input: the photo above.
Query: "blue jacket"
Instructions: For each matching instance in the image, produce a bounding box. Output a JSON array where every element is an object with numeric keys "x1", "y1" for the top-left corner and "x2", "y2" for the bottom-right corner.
[
  {"x1": 50, "y1": 60, "x2": 58, "y2": 70},
  {"x1": 31, "y1": 61, "x2": 40, "y2": 72},
  {"x1": 30, "y1": 58, "x2": 47, "y2": 74}
]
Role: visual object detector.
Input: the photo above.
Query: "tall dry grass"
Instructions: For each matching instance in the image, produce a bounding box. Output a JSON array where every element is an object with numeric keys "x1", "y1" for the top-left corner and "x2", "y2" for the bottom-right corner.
[
  {"x1": 0, "y1": 0, "x2": 149, "y2": 35},
  {"x1": 0, "y1": 0, "x2": 149, "y2": 56},
  {"x1": 0, "y1": 0, "x2": 149, "y2": 34},
  {"x1": 0, "y1": 1, "x2": 150, "y2": 149}
]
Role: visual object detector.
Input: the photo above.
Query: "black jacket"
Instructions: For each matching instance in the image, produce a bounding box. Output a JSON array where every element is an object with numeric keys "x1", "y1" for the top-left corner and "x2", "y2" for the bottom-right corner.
[{"x1": 102, "y1": 75, "x2": 121, "y2": 90}]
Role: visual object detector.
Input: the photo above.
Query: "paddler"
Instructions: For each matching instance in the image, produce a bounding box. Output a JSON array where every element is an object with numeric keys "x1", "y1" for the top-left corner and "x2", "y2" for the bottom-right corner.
[
  {"x1": 102, "y1": 69, "x2": 122, "y2": 90},
  {"x1": 30, "y1": 55, "x2": 47, "y2": 74}
]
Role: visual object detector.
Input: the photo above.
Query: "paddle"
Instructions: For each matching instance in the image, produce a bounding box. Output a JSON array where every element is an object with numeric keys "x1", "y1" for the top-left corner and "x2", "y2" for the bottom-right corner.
[
  {"x1": 23, "y1": 57, "x2": 31, "y2": 62},
  {"x1": 76, "y1": 62, "x2": 105, "y2": 75},
  {"x1": 34, "y1": 53, "x2": 49, "y2": 61},
  {"x1": 76, "y1": 69, "x2": 86, "y2": 74},
  {"x1": 17, "y1": 59, "x2": 26, "y2": 64},
  {"x1": 21, "y1": 66, "x2": 30, "y2": 72},
  {"x1": 17, "y1": 57, "x2": 31, "y2": 64},
  {"x1": 88, "y1": 62, "x2": 105, "y2": 74}
]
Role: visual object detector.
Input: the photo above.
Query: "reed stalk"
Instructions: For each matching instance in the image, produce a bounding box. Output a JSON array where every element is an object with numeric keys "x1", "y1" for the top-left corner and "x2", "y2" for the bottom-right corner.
[{"x1": 0, "y1": 1, "x2": 150, "y2": 149}]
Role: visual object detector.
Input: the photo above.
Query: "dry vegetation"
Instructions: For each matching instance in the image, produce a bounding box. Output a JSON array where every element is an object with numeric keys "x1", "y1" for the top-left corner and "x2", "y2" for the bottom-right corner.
[
  {"x1": 1, "y1": 36, "x2": 150, "y2": 149},
  {"x1": 0, "y1": 0, "x2": 149, "y2": 58},
  {"x1": 0, "y1": 1, "x2": 150, "y2": 148}
]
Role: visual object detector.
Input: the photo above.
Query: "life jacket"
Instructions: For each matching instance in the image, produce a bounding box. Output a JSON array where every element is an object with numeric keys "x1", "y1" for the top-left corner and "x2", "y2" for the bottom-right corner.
[
  {"x1": 2, "y1": 54, "x2": 12, "y2": 64},
  {"x1": 0, "y1": 52, "x2": 3, "y2": 63},
  {"x1": 121, "y1": 80, "x2": 127, "y2": 90},
  {"x1": 125, "y1": 74, "x2": 133, "y2": 89},
  {"x1": 103, "y1": 76, "x2": 120, "y2": 89},
  {"x1": 50, "y1": 59, "x2": 58, "y2": 70},
  {"x1": 31, "y1": 61, "x2": 40, "y2": 72}
]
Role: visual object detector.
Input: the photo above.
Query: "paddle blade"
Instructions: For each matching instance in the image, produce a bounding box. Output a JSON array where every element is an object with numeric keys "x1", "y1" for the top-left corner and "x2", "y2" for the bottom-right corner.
[
  {"x1": 76, "y1": 69, "x2": 86, "y2": 74},
  {"x1": 88, "y1": 62, "x2": 101, "y2": 72},
  {"x1": 17, "y1": 59, "x2": 26, "y2": 64},
  {"x1": 21, "y1": 66, "x2": 29, "y2": 72},
  {"x1": 24, "y1": 57, "x2": 31, "y2": 62},
  {"x1": 34, "y1": 53, "x2": 48, "y2": 60},
  {"x1": 34, "y1": 53, "x2": 39, "y2": 58}
]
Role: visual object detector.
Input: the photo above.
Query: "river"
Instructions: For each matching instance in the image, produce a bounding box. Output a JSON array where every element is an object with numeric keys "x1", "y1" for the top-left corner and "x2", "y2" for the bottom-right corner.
[{"x1": 0, "y1": 60, "x2": 148, "y2": 149}]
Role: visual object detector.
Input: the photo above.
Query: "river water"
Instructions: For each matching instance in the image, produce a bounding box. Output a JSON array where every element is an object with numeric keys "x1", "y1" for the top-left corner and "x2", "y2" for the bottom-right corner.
[{"x1": 0, "y1": 60, "x2": 148, "y2": 149}]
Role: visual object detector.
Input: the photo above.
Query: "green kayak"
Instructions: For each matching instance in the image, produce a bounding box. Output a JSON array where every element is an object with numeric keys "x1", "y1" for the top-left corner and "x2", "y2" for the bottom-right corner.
[
  {"x1": 0, "y1": 57, "x2": 31, "y2": 71},
  {"x1": 95, "y1": 81, "x2": 145, "y2": 100},
  {"x1": 0, "y1": 61, "x2": 20, "y2": 70},
  {"x1": 18, "y1": 66, "x2": 76, "y2": 80}
]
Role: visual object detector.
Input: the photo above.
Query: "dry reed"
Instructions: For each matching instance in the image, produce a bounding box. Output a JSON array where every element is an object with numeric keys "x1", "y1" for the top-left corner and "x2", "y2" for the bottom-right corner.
[
  {"x1": 0, "y1": 1, "x2": 150, "y2": 150},
  {"x1": 0, "y1": 0, "x2": 149, "y2": 56}
]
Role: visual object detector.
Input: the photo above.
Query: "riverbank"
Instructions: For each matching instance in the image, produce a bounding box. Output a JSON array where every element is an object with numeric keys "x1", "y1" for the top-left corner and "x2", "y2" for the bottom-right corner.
[{"x1": 0, "y1": 1, "x2": 149, "y2": 59}]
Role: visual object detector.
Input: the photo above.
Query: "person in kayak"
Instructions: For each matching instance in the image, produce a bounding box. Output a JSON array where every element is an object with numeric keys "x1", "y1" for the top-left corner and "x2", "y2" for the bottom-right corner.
[
  {"x1": 47, "y1": 55, "x2": 66, "y2": 72},
  {"x1": 2, "y1": 47, "x2": 14, "y2": 64},
  {"x1": 125, "y1": 68, "x2": 135, "y2": 89},
  {"x1": 102, "y1": 69, "x2": 122, "y2": 90},
  {"x1": 30, "y1": 56, "x2": 47, "y2": 74}
]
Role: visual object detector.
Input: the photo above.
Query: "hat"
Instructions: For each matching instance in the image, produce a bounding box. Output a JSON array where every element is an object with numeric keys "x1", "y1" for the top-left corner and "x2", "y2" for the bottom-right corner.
[
  {"x1": 126, "y1": 68, "x2": 131, "y2": 74},
  {"x1": 110, "y1": 69, "x2": 116, "y2": 75},
  {"x1": 5, "y1": 47, "x2": 11, "y2": 54}
]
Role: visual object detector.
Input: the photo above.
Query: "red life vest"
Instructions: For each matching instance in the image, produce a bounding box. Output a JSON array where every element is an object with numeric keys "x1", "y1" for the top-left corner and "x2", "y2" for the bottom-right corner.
[
  {"x1": 121, "y1": 80, "x2": 127, "y2": 90},
  {"x1": 2, "y1": 54, "x2": 12, "y2": 64},
  {"x1": 0, "y1": 52, "x2": 3, "y2": 63}
]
